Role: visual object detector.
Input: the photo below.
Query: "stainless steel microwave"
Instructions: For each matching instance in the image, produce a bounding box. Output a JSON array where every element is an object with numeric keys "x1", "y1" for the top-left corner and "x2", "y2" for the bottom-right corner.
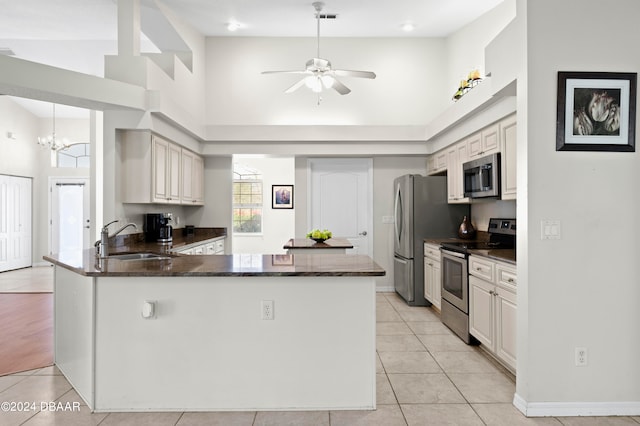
[{"x1": 463, "y1": 153, "x2": 501, "y2": 198}]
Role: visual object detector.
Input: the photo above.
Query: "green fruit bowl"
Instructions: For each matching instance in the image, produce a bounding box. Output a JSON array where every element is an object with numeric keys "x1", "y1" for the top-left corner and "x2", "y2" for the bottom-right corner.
[{"x1": 306, "y1": 229, "x2": 332, "y2": 243}]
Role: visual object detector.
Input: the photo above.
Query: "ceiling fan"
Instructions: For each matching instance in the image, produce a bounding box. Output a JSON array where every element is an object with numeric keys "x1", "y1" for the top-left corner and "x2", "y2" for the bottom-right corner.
[{"x1": 261, "y1": 2, "x2": 376, "y2": 99}]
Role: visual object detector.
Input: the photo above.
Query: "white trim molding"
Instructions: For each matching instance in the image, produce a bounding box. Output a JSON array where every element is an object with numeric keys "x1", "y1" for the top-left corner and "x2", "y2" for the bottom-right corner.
[{"x1": 514, "y1": 394, "x2": 640, "y2": 417}]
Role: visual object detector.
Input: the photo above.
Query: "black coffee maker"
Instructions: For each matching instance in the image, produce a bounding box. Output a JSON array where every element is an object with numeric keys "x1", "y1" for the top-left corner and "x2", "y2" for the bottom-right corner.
[{"x1": 143, "y1": 213, "x2": 173, "y2": 244}]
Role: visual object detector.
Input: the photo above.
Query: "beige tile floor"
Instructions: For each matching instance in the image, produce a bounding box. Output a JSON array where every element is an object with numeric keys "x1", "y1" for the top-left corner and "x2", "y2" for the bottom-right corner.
[
  {"x1": 1, "y1": 291, "x2": 639, "y2": 425},
  {"x1": 0, "y1": 266, "x2": 54, "y2": 293}
]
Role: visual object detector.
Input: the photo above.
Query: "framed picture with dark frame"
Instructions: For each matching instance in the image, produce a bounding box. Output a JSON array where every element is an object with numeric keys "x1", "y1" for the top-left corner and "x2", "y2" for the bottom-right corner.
[
  {"x1": 272, "y1": 185, "x2": 293, "y2": 209},
  {"x1": 556, "y1": 71, "x2": 637, "y2": 152}
]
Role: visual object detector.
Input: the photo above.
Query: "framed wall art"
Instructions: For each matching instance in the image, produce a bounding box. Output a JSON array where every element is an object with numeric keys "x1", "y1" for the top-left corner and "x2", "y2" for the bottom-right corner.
[
  {"x1": 556, "y1": 71, "x2": 637, "y2": 152},
  {"x1": 272, "y1": 185, "x2": 293, "y2": 209}
]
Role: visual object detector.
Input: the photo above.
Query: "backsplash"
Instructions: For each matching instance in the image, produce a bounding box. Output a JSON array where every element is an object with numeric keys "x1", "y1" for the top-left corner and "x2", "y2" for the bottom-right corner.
[{"x1": 470, "y1": 200, "x2": 516, "y2": 231}]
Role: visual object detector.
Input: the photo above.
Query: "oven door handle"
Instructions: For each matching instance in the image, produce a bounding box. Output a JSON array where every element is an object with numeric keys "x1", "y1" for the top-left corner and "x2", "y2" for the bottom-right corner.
[{"x1": 441, "y1": 249, "x2": 466, "y2": 259}]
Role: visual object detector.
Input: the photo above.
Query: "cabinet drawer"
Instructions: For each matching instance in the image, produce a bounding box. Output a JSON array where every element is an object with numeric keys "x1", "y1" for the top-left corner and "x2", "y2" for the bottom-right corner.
[
  {"x1": 214, "y1": 239, "x2": 224, "y2": 254},
  {"x1": 496, "y1": 264, "x2": 517, "y2": 290},
  {"x1": 423, "y1": 243, "x2": 441, "y2": 260},
  {"x1": 469, "y1": 256, "x2": 494, "y2": 281}
]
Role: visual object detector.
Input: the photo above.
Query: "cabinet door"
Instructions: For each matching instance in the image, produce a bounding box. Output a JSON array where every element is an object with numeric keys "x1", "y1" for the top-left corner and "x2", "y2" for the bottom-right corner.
[
  {"x1": 495, "y1": 287, "x2": 517, "y2": 370},
  {"x1": 446, "y1": 147, "x2": 458, "y2": 202},
  {"x1": 192, "y1": 155, "x2": 204, "y2": 204},
  {"x1": 152, "y1": 137, "x2": 169, "y2": 202},
  {"x1": 167, "y1": 143, "x2": 182, "y2": 203},
  {"x1": 467, "y1": 132, "x2": 483, "y2": 158},
  {"x1": 432, "y1": 261, "x2": 441, "y2": 311},
  {"x1": 181, "y1": 149, "x2": 194, "y2": 202},
  {"x1": 152, "y1": 136, "x2": 180, "y2": 204},
  {"x1": 424, "y1": 257, "x2": 434, "y2": 302},
  {"x1": 500, "y1": 115, "x2": 517, "y2": 200},
  {"x1": 469, "y1": 276, "x2": 494, "y2": 348},
  {"x1": 481, "y1": 123, "x2": 499, "y2": 154}
]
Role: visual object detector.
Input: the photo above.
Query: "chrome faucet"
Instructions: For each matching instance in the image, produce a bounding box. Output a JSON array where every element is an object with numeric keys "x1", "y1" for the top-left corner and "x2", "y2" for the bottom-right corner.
[{"x1": 95, "y1": 220, "x2": 138, "y2": 258}]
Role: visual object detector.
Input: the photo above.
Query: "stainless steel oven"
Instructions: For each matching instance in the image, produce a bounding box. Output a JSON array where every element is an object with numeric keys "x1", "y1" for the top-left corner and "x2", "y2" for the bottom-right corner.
[{"x1": 440, "y1": 248, "x2": 476, "y2": 344}]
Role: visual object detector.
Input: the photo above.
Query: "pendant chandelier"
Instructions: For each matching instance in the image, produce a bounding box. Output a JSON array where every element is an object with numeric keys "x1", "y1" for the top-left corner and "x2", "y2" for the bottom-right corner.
[{"x1": 37, "y1": 104, "x2": 70, "y2": 151}]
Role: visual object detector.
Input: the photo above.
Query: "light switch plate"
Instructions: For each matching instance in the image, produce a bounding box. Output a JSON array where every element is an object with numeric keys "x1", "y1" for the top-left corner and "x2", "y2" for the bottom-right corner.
[{"x1": 541, "y1": 220, "x2": 561, "y2": 240}]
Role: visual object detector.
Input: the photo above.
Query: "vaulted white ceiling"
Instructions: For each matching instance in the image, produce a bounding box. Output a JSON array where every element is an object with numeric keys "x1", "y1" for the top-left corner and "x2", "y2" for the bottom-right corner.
[{"x1": 0, "y1": 0, "x2": 504, "y2": 117}]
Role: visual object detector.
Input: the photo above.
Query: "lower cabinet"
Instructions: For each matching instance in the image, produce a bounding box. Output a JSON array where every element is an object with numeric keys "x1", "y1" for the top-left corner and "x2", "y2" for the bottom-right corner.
[
  {"x1": 423, "y1": 243, "x2": 442, "y2": 310},
  {"x1": 174, "y1": 237, "x2": 225, "y2": 255},
  {"x1": 469, "y1": 255, "x2": 517, "y2": 372}
]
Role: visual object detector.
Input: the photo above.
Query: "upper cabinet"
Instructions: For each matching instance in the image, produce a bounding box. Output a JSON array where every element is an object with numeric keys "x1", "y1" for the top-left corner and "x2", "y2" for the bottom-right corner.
[
  {"x1": 499, "y1": 114, "x2": 517, "y2": 200},
  {"x1": 121, "y1": 131, "x2": 204, "y2": 205},
  {"x1": 181, "y1": 149, "x2": 204, "y2": 205},
  {"x1": 429, "y1": 114, "x2": 517, "y2": 203},
  {"x1": 468, "y1": 123, "x2": 499, "y2": 160}
]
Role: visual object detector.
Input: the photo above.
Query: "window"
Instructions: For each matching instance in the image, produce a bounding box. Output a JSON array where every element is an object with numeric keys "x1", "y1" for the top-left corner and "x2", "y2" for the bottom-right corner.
[
  {"x1": 233, "y1": 164, "x2": 263, "y2": 233},
  {"x1": 56, "y1": 143, "x2": 90, "y2": 168}
]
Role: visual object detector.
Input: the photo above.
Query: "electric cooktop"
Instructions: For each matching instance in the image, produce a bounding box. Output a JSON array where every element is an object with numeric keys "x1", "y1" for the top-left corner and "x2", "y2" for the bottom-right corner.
[{"x1": 441, "y1": 218, "x2": 516, "y2": 254}]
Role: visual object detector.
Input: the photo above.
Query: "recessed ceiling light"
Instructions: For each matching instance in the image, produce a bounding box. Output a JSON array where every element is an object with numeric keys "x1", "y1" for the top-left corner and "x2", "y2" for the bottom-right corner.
[
  {"x1": 401, "y1": 23, "x2": 415, "y2": 32},
  {"x1": 227, "y1": 21, "x2": 242, "y2": 32}
]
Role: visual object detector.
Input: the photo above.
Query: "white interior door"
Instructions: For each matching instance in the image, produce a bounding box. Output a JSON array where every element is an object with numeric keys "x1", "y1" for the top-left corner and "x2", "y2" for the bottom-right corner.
[
  {"x1": 0, "y1": 174, "x2": 32, "y2": 272},
  {"x1": 50, "y1": 178, "x2": 90, "y2": 254},
  {"x1": 308, "y1": 159, "x2": 373, "y2": 256}
]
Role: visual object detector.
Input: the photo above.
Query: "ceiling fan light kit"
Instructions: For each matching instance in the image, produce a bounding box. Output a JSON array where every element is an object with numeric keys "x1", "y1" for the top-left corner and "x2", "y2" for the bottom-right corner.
[{"x1": 262, "y1": 1, "x2": 376, "y2": 101}]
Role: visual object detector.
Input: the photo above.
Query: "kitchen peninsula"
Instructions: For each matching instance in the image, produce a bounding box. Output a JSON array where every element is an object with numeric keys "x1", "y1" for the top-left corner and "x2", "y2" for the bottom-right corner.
[{"x1": 45, "y1": 248, "x2": 384, "y2": 413}]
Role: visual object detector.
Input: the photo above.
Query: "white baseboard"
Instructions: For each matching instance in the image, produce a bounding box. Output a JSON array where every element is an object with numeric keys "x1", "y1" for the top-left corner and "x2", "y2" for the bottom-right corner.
[
  {"x1": 376, "y1": 286, "x2": 395, "y2": 293},
  {"x1": 514, "y1": 393, "x2": 640, "y2": 417}
]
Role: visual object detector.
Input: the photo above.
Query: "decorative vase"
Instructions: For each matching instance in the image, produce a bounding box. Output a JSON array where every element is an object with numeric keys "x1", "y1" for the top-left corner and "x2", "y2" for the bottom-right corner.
[{"x1": 458, "y1": 216, "x2": 476, "y2": 240}]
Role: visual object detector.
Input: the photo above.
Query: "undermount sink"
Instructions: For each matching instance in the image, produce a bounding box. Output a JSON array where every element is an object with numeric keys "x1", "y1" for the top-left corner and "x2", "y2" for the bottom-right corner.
[{"x1": 108, "y1": 253, "x2": 171, "y2": 261}]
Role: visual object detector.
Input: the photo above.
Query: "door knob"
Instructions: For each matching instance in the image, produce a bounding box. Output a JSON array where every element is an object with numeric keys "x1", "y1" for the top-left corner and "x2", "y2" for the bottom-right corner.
[{"x1": 359, "y1": 231, "x2": 368, "y2": 236}]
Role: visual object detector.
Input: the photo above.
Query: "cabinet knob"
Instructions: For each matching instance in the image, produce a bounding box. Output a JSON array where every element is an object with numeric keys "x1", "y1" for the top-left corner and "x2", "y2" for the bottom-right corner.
[
  {"x1": 476, "y1": 267, "x2": 482, "y2": 271},
  {"x1": 489, "y1": 290, "x2": 495, "y2": 295},
  {"x1": 508, "y1": 278, "x2": 515, "y2": 283}
]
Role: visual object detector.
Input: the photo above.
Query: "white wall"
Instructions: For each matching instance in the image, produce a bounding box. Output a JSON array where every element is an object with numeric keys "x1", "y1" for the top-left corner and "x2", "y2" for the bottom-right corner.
[
  {"x1": 205, "y1": 37, "x2": 447, "y2": 127},
  {"x1": 445, "y1": 0, "x2": 516, "y2": 94},
  {"x1": 231, "y1": 157, "x2": 295, "y2": 254},
  {"x1": 517, "y1": 0, "x2": 640, "y2": 414}
]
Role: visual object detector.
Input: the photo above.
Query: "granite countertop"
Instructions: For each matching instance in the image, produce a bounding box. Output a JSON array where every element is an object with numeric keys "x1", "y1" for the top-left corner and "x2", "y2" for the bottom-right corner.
[
  {"x1": 110, "y1": 227, "x2": 227, "y2": 253},
  {"x1": 283, "y1": 238, "x2": 354, "y2": 249},
  {"x1": 44, "y1": 250, "x2": 385, "y2": 278}
]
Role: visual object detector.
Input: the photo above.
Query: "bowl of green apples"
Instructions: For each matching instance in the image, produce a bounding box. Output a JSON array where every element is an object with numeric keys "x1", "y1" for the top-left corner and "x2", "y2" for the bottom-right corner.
[{"x1": 306, "y1": 229, "x2": 332, "y2": 243}]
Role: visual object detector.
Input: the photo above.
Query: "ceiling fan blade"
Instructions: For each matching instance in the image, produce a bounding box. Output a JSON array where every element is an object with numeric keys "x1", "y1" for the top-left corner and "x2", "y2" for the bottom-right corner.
[
  {"x1": 330, "y1": 77, "x2": 351, "y2": 95},
  {"x1": 284, "y1": 78, "x2": 308, "y2": 94},
  {"x1": 262, "y1": 70, "x2": 312, "y2": 75},
  {"x1": 333, "y1": 69, "x2": 377, "y2": 79}
]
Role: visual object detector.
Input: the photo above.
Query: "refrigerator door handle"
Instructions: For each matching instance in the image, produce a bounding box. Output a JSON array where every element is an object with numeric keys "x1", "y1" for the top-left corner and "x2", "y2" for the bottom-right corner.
[
  {"x1": 395, "y1": 256, "x2": 408, "y2": 265},
  {"x1": 394, "y1": 184, "x2": 403, "y2": 247}
]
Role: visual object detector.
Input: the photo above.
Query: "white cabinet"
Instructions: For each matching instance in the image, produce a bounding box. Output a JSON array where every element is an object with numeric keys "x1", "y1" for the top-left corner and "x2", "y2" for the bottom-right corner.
[
  {"x1": 500, "y1": 114, "x2": 517, "y2": 200},
  {"x1": 181, "y1": 150, "x2": 204, "y2": 205},
  {"x1": 423, "y1": 243, "x2": 442, "y2": 310},
  {"x1": 468, "y1": 123, "x2": 499, "y2": 159},
  {"x1": 121, "y1": 132, "x2": 204, "y2": 205},
  {"x1": 469, "y1": 255, "x2": 517, "y2": 372},
  {"x1": 151, "y1": 136, "x2": 181, "y2": 204},
  {"x1": 174, "y1": 237, "x2": 225, "y2": 256},
  {"x1": 427, "y1": 150, "x2": 448, "y2": 175},
  {"x1": 446, "y1": 140, "x2": 470, "y2": 203}
]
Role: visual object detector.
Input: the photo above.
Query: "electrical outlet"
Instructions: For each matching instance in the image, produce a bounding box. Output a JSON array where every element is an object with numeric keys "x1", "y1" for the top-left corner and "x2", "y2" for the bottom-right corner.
[
  {"x1": 575, "y1": 347, "x2": 588, "y2": 366},
  {"x1": 261, "y1": 300, "x2": 274, "y2": 320}
]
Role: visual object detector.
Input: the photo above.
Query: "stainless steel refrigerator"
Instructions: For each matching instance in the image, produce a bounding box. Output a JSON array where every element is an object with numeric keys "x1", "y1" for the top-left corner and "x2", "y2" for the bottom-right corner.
[{"x1": 393, "y1": 175, "x2": 469, "y2": 306}]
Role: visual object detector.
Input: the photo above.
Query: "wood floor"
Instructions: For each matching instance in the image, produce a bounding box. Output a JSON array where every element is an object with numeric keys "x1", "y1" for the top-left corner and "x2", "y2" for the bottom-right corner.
[{"x1": 0, "y1": 293, "x2": 53, "y2": 376}]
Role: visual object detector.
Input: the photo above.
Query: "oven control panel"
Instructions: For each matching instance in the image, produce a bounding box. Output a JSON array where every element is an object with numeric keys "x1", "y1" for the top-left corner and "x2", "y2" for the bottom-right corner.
[{"x1": 487, "y1": 218, "x2": 516, "y2": 236}]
